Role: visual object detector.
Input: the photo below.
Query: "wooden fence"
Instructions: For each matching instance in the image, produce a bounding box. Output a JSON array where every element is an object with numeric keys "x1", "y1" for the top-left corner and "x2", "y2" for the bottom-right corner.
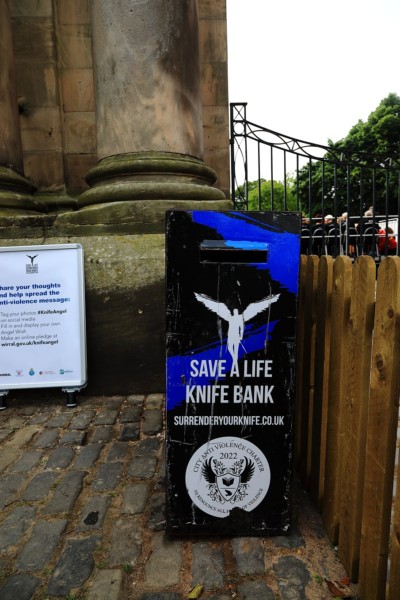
[{"x1": 295, "y1": 255, "x2": 400, "y2": 600}]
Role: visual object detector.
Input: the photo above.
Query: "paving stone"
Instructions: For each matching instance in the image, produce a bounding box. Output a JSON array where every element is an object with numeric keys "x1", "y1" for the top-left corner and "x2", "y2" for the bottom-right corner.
[
  {"x1": 87, "y1": 569, "x2": 123, "y2": 600},
  {"x1": 0, "y1": 408, "x2": 16, "y2": 420},
  {"x1": 21, "y1": 471, "x2": 59, "y2": 501},
  {"x1": 9, "y1": 449, "x2": 42, "y2": 473},
  {"x1": 128, "y1": 454, "x2": 157, "y2": 478},
  {"x1": 127, "y1": 394, "x2": 145, "y2": 403},
  {"x1": 135, "y1": 438, "x2": 160, "y2": 457},
  {"x1": 43, "y1": 470, "x2": 85, "y2": 514},
  {"x1": 90, "y1": 425, "x2": 114, "y2": 443},
  {"x1": 59, "y1": 429, "x2": 86, "y2": 445},
  {"x1": 91, "y1": 461, "x2": 124, "y2": 491},
  {"x1": 139, "y1": 594, "x2": 182, "y2": 600},
  {"x1": 106, "y1": 440, "x2": 131, "y2": 462},
  {"x1": 69, "y1": 409, "x2": 96, "y2": 430},
  {"x1": 140, "y1": 438, "x2": 161, "y2": 456},
  {"x1": 0, "y1": 506, "x2": 36, "y2": 551},
  {"x1": 45, "y1": 446, "x2": 75, "y2": 469},
  {"x1": 108, "y1": 516, "x2": 143, "y2": 566},
  {"x1": 0, "y1": 573, "x2": 40, "y2": 600},
  {"x1": 128, "y1": 439, "x2": 160, "y2": 479},
  {"x1": 143, "y1": 409, "x2": 163, "y2": 435},
  {"x1": 102, "y1": 397, "x2": 124, "y2": 409},
  {"x1": 0, "y1": 473, "x2": 26, "y2": 507},
  {"x1": 78, "y1": 397, "x2": 103, "y2": 407},
  {"x1": 15, "y1": 519, "x2": 67, "y2": 570},
  {"x1": 273, "y1": 556, "x2": 310, "y2": 599},
  {"x1": 0, "y1": 429, "x2": 12, "y2": 442},
  {"x1": 191, "y1": 542, "x2": 224, "y2": 589},
  {"x1": 74, "y1": 443, "x2": 103, "y2": 469},
  {"x1": 122, "y1": 482, "x2": 149, "y2": 515},
  {"x1": 92, "y1": 409, "x2": 119, "y2": 425},
  {"x1": 232, "y1": 538, "x2": 265, "y2": 575},
  {"x1": 33, "y1": 429, "x2": 59, "y2": 448},
  {"x1": 29, "y1": 412, "x2": 50, "y2": 424},
  {"x1": 120, "y1": 404, "x2": 142, "y2": 422},
  {"x1": 238, "y1": 580, "x2": 275, "y2": 599},
  {"x1": 47, "y1": 535, "x2": 101, "y2": 596},
  {"x1": 4, "y1": 415, "x2": 27, "y2": 429},
  {"x1": 144, "y1": 532, "x2": 183, "y2": 589},
  {"x1": 0, "y1": 447, "x2": 21, "y2": 472},
  {"x1": 146, "y1": 394, "x2": 164, "y2": 410},
  {"x1": 148, "y1": 492, "x2": 165, "y2": 531},
  {"x1": 17, "y1": 405, "x2": 37, "y2": 416},
  {"x1": 76, "y1": 494, "x2": 111, "y2": 532},
  {"x1": 5, "y1": 424, "x2": 41, "y2": 446},
  {"x1": 119, "y1": 423, "x2": 140, "y2": 441},
  {"x1": 155, "y1": 454, "x2": 166, "y2": 490},
  {"x1": 46, "y1": 412, "x2": 72, "y2": 427}
]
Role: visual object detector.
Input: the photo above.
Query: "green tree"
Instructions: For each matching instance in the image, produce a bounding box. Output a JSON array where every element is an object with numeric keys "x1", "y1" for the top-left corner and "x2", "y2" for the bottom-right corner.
[
  {"x1": 296, "y1": 93, "x2": 400, "y2": 216},
  {"x1": 235, "y1": 178, "x2": 299, "y2": 212}
]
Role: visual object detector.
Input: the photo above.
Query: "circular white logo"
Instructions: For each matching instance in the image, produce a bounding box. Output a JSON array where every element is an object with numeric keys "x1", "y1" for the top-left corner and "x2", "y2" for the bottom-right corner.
[{"x1": 185, "y1": 436, "x2": 271, "y2": 518}]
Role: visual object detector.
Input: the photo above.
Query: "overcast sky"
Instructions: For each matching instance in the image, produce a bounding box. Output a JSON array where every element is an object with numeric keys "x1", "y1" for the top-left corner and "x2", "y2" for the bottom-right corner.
[{"x1": 227, "y1": 0, "x2": 400, "y2": 147}]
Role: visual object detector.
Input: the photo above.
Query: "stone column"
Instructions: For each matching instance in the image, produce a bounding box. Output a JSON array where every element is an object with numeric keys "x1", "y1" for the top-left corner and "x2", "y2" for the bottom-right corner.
[
  {"x1": 0, "y1": 0, "x2": 40, "y2": 212},
  {"x1": 79, "y1": 0, "x2": 229, "y2": 209}
]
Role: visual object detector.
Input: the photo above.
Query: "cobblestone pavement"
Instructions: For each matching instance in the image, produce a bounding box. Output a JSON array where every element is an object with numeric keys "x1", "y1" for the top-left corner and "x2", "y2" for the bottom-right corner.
[{"x1": 0, "y1": 393, "x2": 359, "y2": 600}]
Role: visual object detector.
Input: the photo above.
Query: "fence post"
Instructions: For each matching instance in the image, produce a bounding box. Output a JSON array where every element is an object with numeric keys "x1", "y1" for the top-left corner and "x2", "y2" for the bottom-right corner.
[
  {"x1": 359, "y1": 256, "x2": 400, "y2": 600},
  {"x1": 295, "y1": 255, "x2": 307, "y2": 465},
  {"x1": 322, "y1": 256, "x2": 352, "y2": 543},
  {"x1": 338, "y1": 256, "x2": 376, "y2": 581},
  {"x1": 310, "y1": 255, "x2": 333, "y2": 510},
  {"x1": 388, "y1": 454, "x2": 400, "y2": 599},
  {"x1": 296, "y1": 255, "x2": 319, "y2": 489}
]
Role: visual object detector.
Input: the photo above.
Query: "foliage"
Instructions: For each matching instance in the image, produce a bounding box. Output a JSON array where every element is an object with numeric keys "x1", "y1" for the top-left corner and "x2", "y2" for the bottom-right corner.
[
  {"x1": 235, "y1": 178, "x2": 299, "y2": 212},
  {"x1": 296, "y1": 93, "x2": 400, "y2": 216}
]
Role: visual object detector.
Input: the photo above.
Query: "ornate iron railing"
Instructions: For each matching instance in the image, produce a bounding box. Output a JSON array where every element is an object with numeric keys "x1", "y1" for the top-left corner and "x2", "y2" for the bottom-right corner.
[{"x1": 230, "y1": 103, "x2": 400, "y2": 258}]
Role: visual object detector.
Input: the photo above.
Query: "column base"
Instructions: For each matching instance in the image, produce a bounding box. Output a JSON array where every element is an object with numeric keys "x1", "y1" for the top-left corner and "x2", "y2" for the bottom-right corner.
[
  {"x1": 78, "y1": 152, "x2": 227, "y2": 207},
  {"x1": 0, "y1": 166, "x2": 45, "y2": 213},
  {"x1": 57, "y1": 198, "x2": 233, "y2": 234}
]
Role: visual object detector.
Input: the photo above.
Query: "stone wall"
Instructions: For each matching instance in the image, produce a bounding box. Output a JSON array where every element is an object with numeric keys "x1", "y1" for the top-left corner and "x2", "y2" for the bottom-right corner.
[
  {"x1": 3, "y1": 0, "x2": 231, "y2": 395},
  {"x1": 10, "y1": 0, "x2": 229, "y2": 197}
]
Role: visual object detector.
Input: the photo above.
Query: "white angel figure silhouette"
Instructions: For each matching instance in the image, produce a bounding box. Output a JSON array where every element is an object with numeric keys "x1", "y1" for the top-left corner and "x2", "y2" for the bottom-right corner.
[{"x1": 194, "y1": 292, "x2": 280, "y2": 370}]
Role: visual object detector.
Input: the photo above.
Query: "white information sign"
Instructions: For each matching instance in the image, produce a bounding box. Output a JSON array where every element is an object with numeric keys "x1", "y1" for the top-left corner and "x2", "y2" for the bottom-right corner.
[{"x1": 0, "y1": 244, "x2": 86, "y2": 390}]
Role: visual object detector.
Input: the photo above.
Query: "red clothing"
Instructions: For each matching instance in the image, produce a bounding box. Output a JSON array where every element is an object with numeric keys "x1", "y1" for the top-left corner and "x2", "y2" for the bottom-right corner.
[{"x1": 378, "y1": 229, "x2": 397, "y2": 254}]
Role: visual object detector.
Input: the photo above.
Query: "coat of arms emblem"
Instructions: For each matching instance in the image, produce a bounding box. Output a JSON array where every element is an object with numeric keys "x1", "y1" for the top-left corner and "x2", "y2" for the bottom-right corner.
[{"x1": 202, "y1": 456, "x2": 255, "y2": 504}]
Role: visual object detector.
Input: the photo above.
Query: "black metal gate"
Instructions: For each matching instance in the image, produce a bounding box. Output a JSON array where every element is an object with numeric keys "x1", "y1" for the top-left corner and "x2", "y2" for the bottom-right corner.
[{"x1": 230, "y1": 103, "x2": 400, "y2": 258}]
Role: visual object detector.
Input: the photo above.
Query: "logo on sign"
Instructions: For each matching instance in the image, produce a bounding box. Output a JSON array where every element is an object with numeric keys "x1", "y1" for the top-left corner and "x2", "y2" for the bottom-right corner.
[
  {"x1": 194, "y1": 292, "x2": 280, "y2": 371},
  {"x1": 202, "y1": 456, "x2": 255, "y2": 503},
  {"x1": 185, "y1": 436, "x2": 270, "y2": 518},
  {"x1": 26, "y1": 254, "x2": 39, "y2": 274}
]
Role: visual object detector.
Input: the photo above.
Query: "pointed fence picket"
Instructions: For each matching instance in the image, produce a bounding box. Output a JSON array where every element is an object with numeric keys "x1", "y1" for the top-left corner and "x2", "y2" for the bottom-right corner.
[{"x1": 296, "y1": 255, "x2": 400, "y2": 600}]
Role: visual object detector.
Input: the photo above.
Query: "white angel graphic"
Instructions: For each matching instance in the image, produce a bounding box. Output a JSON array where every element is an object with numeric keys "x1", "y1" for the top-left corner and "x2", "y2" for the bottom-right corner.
[{"x1": 194, "y1": 292, "x2": 280, "y2": 370}]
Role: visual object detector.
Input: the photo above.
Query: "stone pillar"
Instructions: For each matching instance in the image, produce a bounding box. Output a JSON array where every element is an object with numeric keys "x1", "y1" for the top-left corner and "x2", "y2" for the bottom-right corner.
[
  {"x1": 79, "y1": 0, "x2": 229, "y2": 208},
  {"x1": 0, "y1": 0, "x2": 40, "y2": 212}
]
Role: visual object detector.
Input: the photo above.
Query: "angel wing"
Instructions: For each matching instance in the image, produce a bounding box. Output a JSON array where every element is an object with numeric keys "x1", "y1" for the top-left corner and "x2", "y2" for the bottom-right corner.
[
  {"x1": 194, "y1": 293, "x2": 231, "y2": 322},
  {"x1": 240, "y1": 457, "x2": 255, "y2": 484},
  {"x1": 242, "y1": 293, "x2": 280, "y2": 322},
  {"x1": 201, "y1": 458, "x2": 216, "y2": 484}
]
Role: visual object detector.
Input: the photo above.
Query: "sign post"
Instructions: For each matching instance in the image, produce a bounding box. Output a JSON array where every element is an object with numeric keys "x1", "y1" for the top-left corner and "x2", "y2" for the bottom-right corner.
[
  {"x1": 166, "y1": 211, "x2": 301, "y2": 536},
  {"x1": 0, "y1": 244, "x2": 86, "y2": 406}
]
